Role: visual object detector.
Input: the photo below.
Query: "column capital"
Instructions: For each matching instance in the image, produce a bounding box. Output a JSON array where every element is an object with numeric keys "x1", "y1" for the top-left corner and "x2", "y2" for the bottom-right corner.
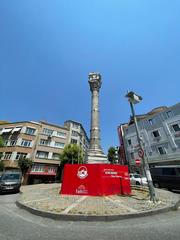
[{"x1": 88, "y1": 72, "x2": 102, "y2": 92}]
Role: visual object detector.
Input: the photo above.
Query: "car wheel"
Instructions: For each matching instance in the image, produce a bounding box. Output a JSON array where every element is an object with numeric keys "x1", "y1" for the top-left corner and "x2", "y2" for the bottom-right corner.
[
  {"x1": 154, "y1": 182, "x2": 160, "y2": 188},
  {"x1": 136, "y1": 181, "x2": 140, "y2": 186}
]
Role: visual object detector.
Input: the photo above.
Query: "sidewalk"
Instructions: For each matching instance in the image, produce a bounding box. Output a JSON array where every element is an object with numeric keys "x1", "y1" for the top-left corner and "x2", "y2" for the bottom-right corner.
[{"x1": 16, "y1": 184, "x2": 180, "y2": 221}]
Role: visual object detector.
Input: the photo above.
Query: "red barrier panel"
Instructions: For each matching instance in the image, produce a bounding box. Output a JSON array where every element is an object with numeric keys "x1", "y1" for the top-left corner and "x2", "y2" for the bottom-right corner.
[{"x1": 60, "y1": 164, "x2": 131, "y2": 196}]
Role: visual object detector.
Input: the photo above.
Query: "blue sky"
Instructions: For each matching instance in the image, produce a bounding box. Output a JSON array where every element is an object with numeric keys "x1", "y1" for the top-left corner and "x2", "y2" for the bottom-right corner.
[{"x1": 0, "y1": 1, "x2": 180, "y2": 153}]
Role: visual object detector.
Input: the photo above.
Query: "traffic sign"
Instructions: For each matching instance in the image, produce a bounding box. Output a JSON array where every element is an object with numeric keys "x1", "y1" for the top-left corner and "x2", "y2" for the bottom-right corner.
[
  {"x1": 135, "y1": 159, "x2": 141, "y2": 166},
  {"x1": 138, "y1": 148, "x2": 144, "y2": 158}
]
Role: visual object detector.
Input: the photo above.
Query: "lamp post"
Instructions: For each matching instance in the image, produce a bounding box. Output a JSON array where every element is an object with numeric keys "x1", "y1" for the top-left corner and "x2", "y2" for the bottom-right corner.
[
  {"x1": 125, "y1": 91, "x2": 156, "y2": 202},
  {"x1": 76, "y1": 132, "x2": 82, "y2": 164}
]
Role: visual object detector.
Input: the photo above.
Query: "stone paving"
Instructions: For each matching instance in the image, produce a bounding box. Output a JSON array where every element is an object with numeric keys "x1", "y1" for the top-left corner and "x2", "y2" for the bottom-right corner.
[{"x1": 18, "y1": 183, "x2": 179, "y2": 217}]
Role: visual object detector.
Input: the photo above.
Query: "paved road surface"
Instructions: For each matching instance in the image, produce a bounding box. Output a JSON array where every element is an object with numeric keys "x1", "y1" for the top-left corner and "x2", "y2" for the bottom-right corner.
[{"x1": 0, "y1": 193, "x2": 180, "y2": 240}]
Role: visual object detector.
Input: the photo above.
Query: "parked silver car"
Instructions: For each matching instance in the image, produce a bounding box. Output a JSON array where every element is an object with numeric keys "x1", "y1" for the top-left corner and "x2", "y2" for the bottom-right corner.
[{"x1": 0, "y1": 171, "x2": 22, "y2": 193}]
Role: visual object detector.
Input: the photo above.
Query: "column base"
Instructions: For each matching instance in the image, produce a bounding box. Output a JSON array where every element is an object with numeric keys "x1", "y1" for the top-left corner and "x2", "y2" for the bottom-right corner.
[{"x1": 85, "y1": 150, "x2": 108, "y2": 164}]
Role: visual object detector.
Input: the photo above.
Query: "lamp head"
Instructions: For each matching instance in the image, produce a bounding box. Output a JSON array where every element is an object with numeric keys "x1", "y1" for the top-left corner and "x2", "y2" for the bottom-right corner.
[{"x1": 125, "y1": 91, "x2": 143, "y2": 104}]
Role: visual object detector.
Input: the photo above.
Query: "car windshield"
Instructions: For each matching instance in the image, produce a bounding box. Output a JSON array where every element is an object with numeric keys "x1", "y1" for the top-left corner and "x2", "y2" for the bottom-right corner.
[
  {"x1": 134, "y1": 174, "x2": 140, "y2": 178},
  {"x1": 1, "y1": 173, "x2": 20, "y2": 181}
]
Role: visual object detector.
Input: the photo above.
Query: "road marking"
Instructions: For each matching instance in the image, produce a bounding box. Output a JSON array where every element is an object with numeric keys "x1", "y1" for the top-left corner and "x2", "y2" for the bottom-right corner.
[
  {"x1": 23, "y1": 197, "x2": 50, "y2": 204},
  {"x1": 0, "y1": 206, "x2": 47, "y2": 227},
  {"x1": 105, "y1": 197, "x2": 137, "y2": 213},
  {"x1": 61, "y1": 196, "x2": 87, "y2": 214}
]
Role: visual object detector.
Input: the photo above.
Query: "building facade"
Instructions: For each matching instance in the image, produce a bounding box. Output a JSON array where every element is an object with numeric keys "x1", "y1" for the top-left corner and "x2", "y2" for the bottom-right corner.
[
  {"x1": 64, "y1": 120, "x2": 90, "y2": 156},
  {"x1": 118, "y1": 103, "x2": 180, "y2": 168},
  {"x1": 0, "y1": 120, "x2": 89, "y2": 184}
]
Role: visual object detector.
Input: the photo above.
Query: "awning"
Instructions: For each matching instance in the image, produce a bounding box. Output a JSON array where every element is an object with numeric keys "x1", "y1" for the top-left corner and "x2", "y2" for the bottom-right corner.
[
  {"x1": 1, "y1": 128, "x2": 13, "y2": 133},
  {"x1": 12, "y1": 127, "x2": 22, "y2": 133}
]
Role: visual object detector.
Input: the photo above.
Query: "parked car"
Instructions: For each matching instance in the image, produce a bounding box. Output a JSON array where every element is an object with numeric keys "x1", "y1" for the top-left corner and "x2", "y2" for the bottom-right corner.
[
  {"x1": 150, "y1": 165, "x2": 180, "y2": 191},
  {"x1": 0, "y1": 172, "x2": 2, "y2": 181},
  {"x1": 0, "y1": 171, "x2": 22, "y2": 193},
  {"x1": 129, "y1": 173, "x2": 147, "y2": 186}
]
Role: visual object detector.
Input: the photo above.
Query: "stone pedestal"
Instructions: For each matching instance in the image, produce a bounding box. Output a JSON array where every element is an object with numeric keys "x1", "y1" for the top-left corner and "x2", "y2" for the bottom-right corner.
[{"x1": 86, "y1": 72, "x2": 108, "y2": 163}]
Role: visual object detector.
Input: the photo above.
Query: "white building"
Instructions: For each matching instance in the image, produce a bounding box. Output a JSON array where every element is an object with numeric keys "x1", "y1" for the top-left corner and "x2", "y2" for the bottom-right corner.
[{"x1": 118, "y1": 103, "x2": 180, "y2": 167}]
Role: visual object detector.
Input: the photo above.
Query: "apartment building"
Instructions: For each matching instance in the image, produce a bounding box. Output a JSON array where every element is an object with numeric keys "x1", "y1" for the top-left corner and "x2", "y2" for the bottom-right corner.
[
  {"x1": 0, "y1": 120, "x2": 89, "y2": 184},
  {"x1": 64, "y1": 120, "x2": 90, "y2": 155},
  {"x1": 118, "y1": 103, "x2": 180, "y2": 168}
]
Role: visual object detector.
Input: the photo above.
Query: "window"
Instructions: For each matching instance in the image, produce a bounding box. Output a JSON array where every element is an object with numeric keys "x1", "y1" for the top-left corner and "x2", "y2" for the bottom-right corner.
[
  {"x1": 172, "y1": 124, "x2": 180, "y2": 132},
  {"x1": 157, "y1": 147, "x2": 166, "y2": 155},
  {"x1": 15, "y1": 152, "x2": 27, "y2": 160},
  {"x1": 43, "y1": 128, "x2": 53, "y2": 136},
  {"x1": 127, "y1": 139, "x2": 132, "y2": 146},
  {"x1": 52, "y1": 153, "x2": 60, "y2": 160},
  {"x1": 57, "y1": 131, "x2": 66, "y2": 138},
  {"x1": 39, "y1": 139, "x2": 50, "y2": 146},
  {"x1": 162, "y1": 168, "x2": 176, "y2": 176},
  {"x1": 36, "y1": 151, "x2": 48, "y2": 159},
  {"x1": 54, "y1": 142, "x2": 65, "y2": 148},
  {"x1": 26, "y1": 127, "x2": 36, "y2": 135},
  {"x1": 21, "y1": 140, "x2": 31, "y2": 147},
  {"x1": 72, "y1": 130, "x2": 80, "y2": 137},
  {"x1": 152, "y1": 130, "x2": 160, "y2": 138},
  {"x1": 166, "y1": 111, "x2": 173, "y2": 118},
  {"x1": 130, "y1": 152, "x2": 134, "y2": 159},
  {"x1": 148, "y1": 119, "x2": 154, "y2": 125},
  {"x1": 31, "y1": 164, "x2": 44, "y2": 172},
  {"x1": 4, "y1": 140, "x2": 9, "y2": 146},
  {"x1": 3, "y1": 139, "x2": 18, "y2": 146},
  {"x1": 71, "y1": 139, "x2": 77, "y2": 144},
  {"x1": 48, "y1": 167, "x2": 57, "y2": 173},
  {"x1": 9, "y1": 140, "x2": 17, "y2": 146},
  {"x1": 72, "y1": 123, "x2": 79, "y2": 129},
  {"x1": 3, "y1": 152, "x2": 12, "y2": 160}
]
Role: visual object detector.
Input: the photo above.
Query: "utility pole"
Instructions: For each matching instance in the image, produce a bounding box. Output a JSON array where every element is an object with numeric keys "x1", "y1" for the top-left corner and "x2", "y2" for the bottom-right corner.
[{"x1": 125, "y1": 91, "x2": 156, "y2": 202}]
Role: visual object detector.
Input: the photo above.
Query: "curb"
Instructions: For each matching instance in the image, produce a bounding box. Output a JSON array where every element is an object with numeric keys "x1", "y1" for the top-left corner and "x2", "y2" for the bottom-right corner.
[{"x1": 16, "y1": 197, "x2": 180, "y2": 222}]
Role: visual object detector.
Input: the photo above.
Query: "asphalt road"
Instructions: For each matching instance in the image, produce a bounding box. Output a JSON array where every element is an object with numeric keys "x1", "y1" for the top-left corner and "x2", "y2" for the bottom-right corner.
[{"x1": 0, "y1": 193, "x2": 180, "y2": 240}]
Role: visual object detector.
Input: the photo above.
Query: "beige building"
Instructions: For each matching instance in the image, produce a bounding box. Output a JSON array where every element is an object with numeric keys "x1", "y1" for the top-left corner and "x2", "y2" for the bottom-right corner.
[
  {"x1": 0, "y1": 120, "x2": 89, "y2": 184},
  {"x1": 64, "y1": 120, "x2": 90, "y2": 155}
]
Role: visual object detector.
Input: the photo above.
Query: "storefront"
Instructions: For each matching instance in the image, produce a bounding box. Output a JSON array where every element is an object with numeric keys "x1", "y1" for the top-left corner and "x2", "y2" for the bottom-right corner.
[{"x1": 28, "y1": 164, "x2": 57, "y2": 184}]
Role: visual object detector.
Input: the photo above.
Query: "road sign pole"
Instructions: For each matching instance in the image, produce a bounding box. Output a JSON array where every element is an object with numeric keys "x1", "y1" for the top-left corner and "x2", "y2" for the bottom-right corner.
[{"x1": 129, "y1": 101, "x2": 156, "y2": 202}]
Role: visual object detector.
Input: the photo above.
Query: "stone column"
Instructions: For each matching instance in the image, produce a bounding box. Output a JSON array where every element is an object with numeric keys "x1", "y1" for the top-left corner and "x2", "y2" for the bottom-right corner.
[{"x1": 86, "y1": 72, "x2": 107, "y2": 163}]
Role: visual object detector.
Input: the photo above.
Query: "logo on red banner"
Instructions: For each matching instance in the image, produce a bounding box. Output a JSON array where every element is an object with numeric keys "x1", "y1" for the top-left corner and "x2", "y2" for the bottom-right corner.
[
  {"x1": 76, "y1": 185, "x2": 88, "y2": 194},
  {"x1": 77, "y1": 166, "x2": 88, "y2": 179}
]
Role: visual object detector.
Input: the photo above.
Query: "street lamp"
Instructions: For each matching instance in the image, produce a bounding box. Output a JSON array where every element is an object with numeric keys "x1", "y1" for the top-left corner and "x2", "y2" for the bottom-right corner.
[
  {"x1": 76, "y1": 132, "x2": 82, "y2": 164},
  {"x1": 125, "y1": 91, "x2": 156, "y2": 202}
]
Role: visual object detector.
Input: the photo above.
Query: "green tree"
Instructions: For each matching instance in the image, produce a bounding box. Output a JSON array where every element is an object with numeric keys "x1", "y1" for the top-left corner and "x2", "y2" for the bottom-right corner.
[
  {"x1": 0, "y1": 136, "x2": 5, "y2": 171},
  {"x1": 58, "y1": 144, "x2": 83, "y2": 182},
  {"x1": 107, "y1": 146, "x2": 117, "y2": 164},
  {"x1": 60, "y1": 144, "x2": 83, "y2": 165},
  {"x1": 18, "y1": 157, "x2": 33, "y2": 177},
  {"x1": 0, "y1": 136, "x2": 4, "y2": 147}
]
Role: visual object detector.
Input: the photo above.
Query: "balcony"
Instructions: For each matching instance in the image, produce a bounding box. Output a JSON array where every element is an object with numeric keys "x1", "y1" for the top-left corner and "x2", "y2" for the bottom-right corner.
[{"x1": 153, "y1": 136, "x2": 161, "y2": 142}]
